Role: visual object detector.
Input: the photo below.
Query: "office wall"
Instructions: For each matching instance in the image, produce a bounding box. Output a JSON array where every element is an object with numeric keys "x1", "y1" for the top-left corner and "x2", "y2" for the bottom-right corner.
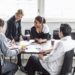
[
  {"x1": 21, "y1": 22, "x2": 75, "y2": 35},
  {"x1": 4, "y1": 22, "x2": 75, "y2": 35}
]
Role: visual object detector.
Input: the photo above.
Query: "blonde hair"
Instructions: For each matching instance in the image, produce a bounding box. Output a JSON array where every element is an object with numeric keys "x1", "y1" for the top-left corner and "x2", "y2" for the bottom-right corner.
[{"x1": 16, "y1": 9, "x2": 24, "y2": 16}]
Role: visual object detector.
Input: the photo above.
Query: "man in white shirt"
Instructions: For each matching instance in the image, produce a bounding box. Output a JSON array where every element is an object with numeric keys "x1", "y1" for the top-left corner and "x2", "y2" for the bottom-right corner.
[{"x1": 23, "y1": 24, "x2": 75, "y2": 75}]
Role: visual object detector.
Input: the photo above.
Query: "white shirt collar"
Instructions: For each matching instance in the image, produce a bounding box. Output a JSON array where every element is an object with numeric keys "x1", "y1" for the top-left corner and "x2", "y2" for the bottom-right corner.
[{"x1": 61, "y1": 36, "x2": 71, "y2": 41}]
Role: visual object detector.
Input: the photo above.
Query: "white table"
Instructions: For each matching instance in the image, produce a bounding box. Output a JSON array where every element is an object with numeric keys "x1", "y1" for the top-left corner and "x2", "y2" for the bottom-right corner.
[{"x1": 20, "y1": 40, "x2": 60, "y2": 54}]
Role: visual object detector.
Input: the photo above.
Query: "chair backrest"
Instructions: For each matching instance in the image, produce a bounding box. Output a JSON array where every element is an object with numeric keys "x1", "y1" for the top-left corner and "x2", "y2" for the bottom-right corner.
[
  {"x1": 25, "y1": 30, "x2": 31, "y2": 35},
  {"x1": 71, "y1": 32, "x2": 75, "y2": 40},
  {"x1": 53, "y1": 30, "x2": 60, "y2": 40},
  {"x1": 59, "y1": 49, "x2": 74, "y2": 75}
]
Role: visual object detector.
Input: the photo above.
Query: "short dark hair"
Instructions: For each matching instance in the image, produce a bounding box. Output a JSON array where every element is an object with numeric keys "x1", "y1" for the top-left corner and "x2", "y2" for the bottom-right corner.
[
  {"x1": 0, "y1": 18, "x2": 4, "y2": 27},
  {"x1": 35, "y1": 16, "x2": 46, "y2": 24},
  {"x1": 60, "y1": 24, "x2": 72, "y2": 36}
]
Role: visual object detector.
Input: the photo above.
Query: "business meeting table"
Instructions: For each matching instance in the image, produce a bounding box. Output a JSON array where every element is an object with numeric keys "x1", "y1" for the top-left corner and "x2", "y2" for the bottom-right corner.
[
  {"x1": 11, "y1": 39, "x2": 75, "y2": 54},
  {"x1": 8, "y1": 39, "x2": 75, "y2": 62},
  {"x1": 16, "y1": 39, "x2": 60, "y2": 54}
]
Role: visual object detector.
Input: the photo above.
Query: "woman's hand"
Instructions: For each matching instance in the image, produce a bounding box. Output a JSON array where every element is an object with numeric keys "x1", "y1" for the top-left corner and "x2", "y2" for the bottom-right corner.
[{"x1": 35, "y1": 39, "x2": 47, "y2": 44}]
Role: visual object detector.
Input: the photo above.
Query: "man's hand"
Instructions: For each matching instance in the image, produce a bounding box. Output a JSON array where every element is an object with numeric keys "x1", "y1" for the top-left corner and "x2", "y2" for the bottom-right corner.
[
  {"x1": 43, "y1": 49, "x2": 52, "y2": 55},
  {"x1": 38, "y1": 54, "x2": 44, "y2": 60},
  {"x1": 35, "y1": 38, "x2": 47, "y2": 44},
  {"x1": 39, "y1": 49, "x2": 53, "y2": 56}
]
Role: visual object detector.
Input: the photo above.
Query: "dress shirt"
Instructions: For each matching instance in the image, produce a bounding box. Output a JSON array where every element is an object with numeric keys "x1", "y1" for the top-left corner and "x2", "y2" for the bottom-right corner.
[{"x1": 40, "y1": 36, "x2": 75, "y2": 75}]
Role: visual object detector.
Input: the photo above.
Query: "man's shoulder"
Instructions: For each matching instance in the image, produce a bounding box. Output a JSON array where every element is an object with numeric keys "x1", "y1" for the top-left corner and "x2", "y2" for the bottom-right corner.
[
  {"x1": 0, "y1": 33, "x2": 4, "y2": 36},
  {"x1": 0, "y1": 33, "x2": 5, "y2": 42},
  {"x1": 57, "y1": 40, "x2": 64, "y2": 48},
  {"x1": 0, "y1": 33, "x2": 5, "y2": 39},
  {"x1": 7, "y1": 16, "x2": 15, "y2": 22}
]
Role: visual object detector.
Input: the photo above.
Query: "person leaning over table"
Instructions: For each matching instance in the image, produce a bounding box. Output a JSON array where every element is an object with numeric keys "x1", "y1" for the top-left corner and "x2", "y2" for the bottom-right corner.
[
  {"x1": 21, "y1": 23, "x2": 75, "y2": 75},
  {"x1": 30, "y1": 16, "x2": 51, "y2": 53},
  {"x1": 5, "y1": 9, "x2": 24, "y2": 68},
  {"x1": 30, "y1": 16, "x2": 51, "y2": 44},
  {"x1": 20, "y1": 16, "x2": 51, "y2": 73},
  {"x1": 0, "y1": 18, "x2": 25, "y2": 75}
]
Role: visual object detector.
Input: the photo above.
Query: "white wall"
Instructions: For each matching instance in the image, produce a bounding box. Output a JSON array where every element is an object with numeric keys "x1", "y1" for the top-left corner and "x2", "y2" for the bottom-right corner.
[
  {"x1": 4, "y1": 22, "x2": 75, "y2": 36},
  {"x1": 21, "y1": 22, "x2": 75, "y2": 35}
]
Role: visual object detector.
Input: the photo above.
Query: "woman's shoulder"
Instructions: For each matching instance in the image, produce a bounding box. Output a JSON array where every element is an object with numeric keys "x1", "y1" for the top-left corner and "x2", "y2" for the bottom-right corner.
[
  {"x1": 43, "y1": 24, "x2": 49, "y2": 33},
  {"x1": 43, "y1": 24, "x2": 48, "y2": 27},
  {"x1": 8, "y1": 16, "x2": 15, "y2": 22}
]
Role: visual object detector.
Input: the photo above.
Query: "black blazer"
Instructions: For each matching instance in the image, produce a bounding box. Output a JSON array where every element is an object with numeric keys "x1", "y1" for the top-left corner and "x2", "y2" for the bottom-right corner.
[
  {"x1": 5, "y1": 16, "x2": 22, "y2": 41},
  {"x1": 30, "y1": 26, "x2": 51, "y2": 40}
]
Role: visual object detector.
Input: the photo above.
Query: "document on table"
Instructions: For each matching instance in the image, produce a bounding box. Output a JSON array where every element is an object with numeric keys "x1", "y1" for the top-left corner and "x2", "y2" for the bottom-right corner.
[
  {"x1": 25, "y1": 44, "x2": 42, "y2": 53},
  {"x1": 25, "y1": 40, "x2": 60, "y2": 53},
  {"x1": 25, "y1": 42, "x2": 52, "y2": 53}
]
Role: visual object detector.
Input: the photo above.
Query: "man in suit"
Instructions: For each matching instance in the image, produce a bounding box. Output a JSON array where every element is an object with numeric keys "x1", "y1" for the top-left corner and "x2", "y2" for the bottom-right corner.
[
  {"x1": 5, "y1": 9, "x2": 23, "y2": 41},
  {"x1": 0, "y1": 18, "x2": 24, "y2": 75},
  {"x1": 5, "y1": 9, "x2": 24, "y2": 67}
]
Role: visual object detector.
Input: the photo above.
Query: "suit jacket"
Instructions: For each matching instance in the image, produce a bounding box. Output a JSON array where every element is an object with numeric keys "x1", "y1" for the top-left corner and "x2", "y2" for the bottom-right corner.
[{"x1": 5, "y1": 16, "x2": 22, "y2": 41}]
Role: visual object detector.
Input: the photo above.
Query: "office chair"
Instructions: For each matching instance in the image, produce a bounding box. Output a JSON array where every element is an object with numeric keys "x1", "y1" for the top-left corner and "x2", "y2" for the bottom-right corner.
[
  {"x1": 71, "y1": 32, "x2": 75, "y2": 75},
  {"x1": 25, "y1": 30, "x2": 31, "y2": 35},
  {"x1": 71, "y1": 32, "x2": 75, "y2": 40},
  {"x1": 59, "y1": 49, "x2": 74, "y2": 75},
  {"x1": 23, "y1": 29, "x2": 31, "y2": 40},
  {"x1": 53, "y1": 30, "x2": 60, "y2": 40}
]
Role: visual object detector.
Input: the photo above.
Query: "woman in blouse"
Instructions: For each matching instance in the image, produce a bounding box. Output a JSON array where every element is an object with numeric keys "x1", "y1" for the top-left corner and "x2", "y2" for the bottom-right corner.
[{"x1": 30, "y1": 16, "x2": 51, "y2": 44}]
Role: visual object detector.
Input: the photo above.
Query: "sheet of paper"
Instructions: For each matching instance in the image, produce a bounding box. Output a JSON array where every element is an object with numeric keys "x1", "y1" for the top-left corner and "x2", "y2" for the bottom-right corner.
[{"x1": 25, "y1": 44, "x2": 42, "y2": 53}]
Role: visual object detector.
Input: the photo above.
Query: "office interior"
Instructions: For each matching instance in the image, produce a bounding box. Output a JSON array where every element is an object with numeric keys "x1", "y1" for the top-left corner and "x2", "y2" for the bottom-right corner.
[{"x1": 0, "y1": 0, "x2": 75, "y2": 75}]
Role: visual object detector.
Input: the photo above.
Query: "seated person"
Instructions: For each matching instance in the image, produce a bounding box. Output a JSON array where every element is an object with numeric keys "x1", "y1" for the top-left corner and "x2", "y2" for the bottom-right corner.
[
  {"x1": 20, "y1": 16, "x2": 51, "y2": 72},
  {"x1": 22, "y1": 24, "x2": 75, "y2": 75},
  {"x1": 30, "y1": 16, "x2": 51, "y2": 44},
  {"x1": 0, "y1": 18, "x2": 24, "y2": 75}
]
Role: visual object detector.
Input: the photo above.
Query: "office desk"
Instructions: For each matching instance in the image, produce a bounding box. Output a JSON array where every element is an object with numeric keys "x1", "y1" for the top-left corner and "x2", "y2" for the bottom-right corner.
[
  {"x1": 9, "y1": 39, "x2": 75, "y2": 61},
  {"x1": 10, "y1": 39, "x2": 75, "y2": 54},
  {"x1": 19, "y1": 40, "x2": 60, "y2": 54}
]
